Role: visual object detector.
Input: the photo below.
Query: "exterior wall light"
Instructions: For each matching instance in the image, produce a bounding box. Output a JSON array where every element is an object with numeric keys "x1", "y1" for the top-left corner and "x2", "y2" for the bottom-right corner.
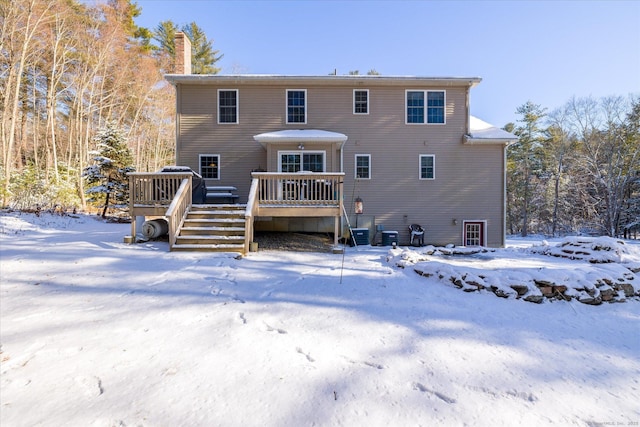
[{"x1": 355, "y1": 197, "x2": 363, "y2": 215}]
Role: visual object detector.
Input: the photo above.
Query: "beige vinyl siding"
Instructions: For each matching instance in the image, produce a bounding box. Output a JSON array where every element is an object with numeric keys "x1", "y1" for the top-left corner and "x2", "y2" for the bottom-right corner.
[{"x1": 174, "y1": 79, "x2": 506, "y2": 246}]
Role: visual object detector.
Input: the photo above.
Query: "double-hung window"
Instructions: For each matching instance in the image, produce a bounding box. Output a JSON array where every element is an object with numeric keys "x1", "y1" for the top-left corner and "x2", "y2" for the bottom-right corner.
[
  {"x1": 287, "y1": 89, "x2": 306, "y2": 124},
  {"x1": 406, "y1": 91, "x2": 424, "y2": 124},
  {"x1": 200, "y1": 154, "x2": 220, "y2": 180},
  {"x1": 218, "y1": 90, "x2": 238, "y2": 124},
  {"x1": 419, "y1": 155, "x2": 435, "y2": 180},
  {"x1": 406, "y1": 90, "x2": 445, "y2": 124},
  {"x1": 353, "y1": 90, "x2": 369, "y2": 114},
  {"x1": 427, "y1": 91, "x2": 445, "y2": 124},
  {"x1": 355, "y1": 154, "x2": 371, "y2": 179}
]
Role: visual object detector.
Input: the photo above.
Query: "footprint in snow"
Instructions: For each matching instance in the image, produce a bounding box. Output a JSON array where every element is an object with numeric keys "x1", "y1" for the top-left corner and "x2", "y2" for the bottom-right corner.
[
  {"x1": 341, "y1": 355, "x2": 385, "y2": 370},
  {"x1": 296, "y1": 347, "x2": 315, "y2": 362},
  {"x1": 210, "y1": 287, "x2": 245, "y2": 304},
  {"x1": 74, "y1": 375, "x2": 104, "y2": 397},
  {"x1": 412, "y1": 382, "x2": 456, "y2": 404},
  {"x1": 263, "y1": 323, "x2": 287, "y2": 334},
  {"x1": 237, "y1": 312, "x2": 247, "y2": 324}
]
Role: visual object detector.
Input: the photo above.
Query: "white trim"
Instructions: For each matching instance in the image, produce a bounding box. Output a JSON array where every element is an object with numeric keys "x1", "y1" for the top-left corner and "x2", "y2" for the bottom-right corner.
[
  {"x1": 286, "y1": 89, "x2": 307, "y2": 124},
  {"x1": 217, "y1": 89, "x2": 238, "y2": 124},
  {"x1": 277, "y1": 150, "x2": 326, "y2": 172},
  {"x1": 199, "y1": 153, "x2": 221, "y2": 180},
  {"x1": 427, "y1": 90, "x2": 446, "y2": 125},
  {"x1": 405, "y1": 90, "x2": 423, "y2": 125},
  {"x1": 354, "y1": 154, "x2": 371, "y2": 179},
  {"x1": 353, "y1": 89, "x2": 369, "y2": 115},
  {"x1": 418, "y1": 154, "x2": 435, "y2": 180}
]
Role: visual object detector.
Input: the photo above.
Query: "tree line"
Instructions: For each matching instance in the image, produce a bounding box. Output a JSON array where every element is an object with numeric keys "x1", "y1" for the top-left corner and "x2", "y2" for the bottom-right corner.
[
  {"x1": 0, "y1": 0, "x2": 220, "y2": 211},
  {"x1": 507, "y1": 97, "x2": 639, "y2": 238}
]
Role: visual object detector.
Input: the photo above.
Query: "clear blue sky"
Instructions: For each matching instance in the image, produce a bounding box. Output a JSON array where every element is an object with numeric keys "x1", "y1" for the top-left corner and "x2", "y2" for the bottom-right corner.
[{"x1": 133, "y1": 0, "x2": 640, "y2": 128}]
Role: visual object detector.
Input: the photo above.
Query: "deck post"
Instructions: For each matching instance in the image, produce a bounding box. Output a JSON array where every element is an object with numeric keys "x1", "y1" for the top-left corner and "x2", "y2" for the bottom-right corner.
[{"x1": 128, "y1": 174, "x2": 136, "y2": 242}]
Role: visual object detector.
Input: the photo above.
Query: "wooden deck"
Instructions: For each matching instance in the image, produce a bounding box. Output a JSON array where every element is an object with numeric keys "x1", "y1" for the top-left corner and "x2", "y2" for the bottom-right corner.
[{"x1": 128, "y1": 171, "x2": 344, "y2": 252}]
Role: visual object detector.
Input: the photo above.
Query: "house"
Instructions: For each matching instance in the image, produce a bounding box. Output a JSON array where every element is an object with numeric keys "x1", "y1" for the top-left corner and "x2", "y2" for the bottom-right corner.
[{"x1": 128, "y1": 33, "x2": 516, "y2": 253}]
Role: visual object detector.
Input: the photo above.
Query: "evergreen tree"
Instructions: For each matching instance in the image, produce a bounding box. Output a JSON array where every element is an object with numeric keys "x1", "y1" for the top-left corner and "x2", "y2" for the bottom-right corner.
[
  {"x1": 152, "y1": 20, "x2": 222, "y2": 74},
  {"x1": 83, "y1": 122, "x2": 135, "y2": 218},
  {"x1": 182, "y1": 21, "x2": 222, "y2": 74},
  {"x1": 153, "y1": 20, "x2": 178, "y2": 57},
  {"x1": 508, "y1": 101, "x2": 547, "y2": 236}
]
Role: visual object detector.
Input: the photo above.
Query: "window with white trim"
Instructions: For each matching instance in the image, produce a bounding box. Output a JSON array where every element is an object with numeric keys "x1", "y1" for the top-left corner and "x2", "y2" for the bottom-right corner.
[
  {"x1": 406, "y1": 90, "x2": 446, "y2": 124},
  {"x1": 218, "y1": 90, "x2": 238, "y2": 124},
  {"x1": 355, "y1": 154, "x2": 371, "y2": 179},
  {"x1": 279, "y1": 151, "x2": 325, "y2": 172},
  {"x1": 427, "y1": 91, "x2": 445, "y2": 123},
  {"x1": 200, "y1": 154, "x2": 220, "y2": 179},
  {"x1": 419, "y1": 155, "x2": 435, "y2": 180},
  {"x1": 353, "y1": 90, "x2": 369, "y2": 114},
  {"x1": 286, "y1": 89, "x2": 306, "y2": 124}
]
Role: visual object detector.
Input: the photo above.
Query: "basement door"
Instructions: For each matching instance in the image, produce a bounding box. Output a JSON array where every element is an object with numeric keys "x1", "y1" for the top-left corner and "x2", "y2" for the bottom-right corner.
[{"x1": 463, "y1": 221, "x2": 486, "y2": 246}]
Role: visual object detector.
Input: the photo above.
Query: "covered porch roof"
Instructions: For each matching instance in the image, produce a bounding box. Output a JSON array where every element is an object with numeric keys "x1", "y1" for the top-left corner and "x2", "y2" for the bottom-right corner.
[{"x1": 253, "y1": 129, "x2": 348, "y2": 149}]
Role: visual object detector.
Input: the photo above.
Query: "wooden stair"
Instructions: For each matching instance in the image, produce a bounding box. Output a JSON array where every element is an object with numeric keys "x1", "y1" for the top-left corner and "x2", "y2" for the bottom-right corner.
[{"x1": 172, "y1": 204, "x2": 247, "y2": 253}]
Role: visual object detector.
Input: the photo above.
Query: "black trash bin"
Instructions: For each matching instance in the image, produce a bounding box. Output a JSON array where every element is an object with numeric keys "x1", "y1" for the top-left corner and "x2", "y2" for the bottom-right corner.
[{"x1": 159, "y1": 166, "x2": 206, "y2": 204}]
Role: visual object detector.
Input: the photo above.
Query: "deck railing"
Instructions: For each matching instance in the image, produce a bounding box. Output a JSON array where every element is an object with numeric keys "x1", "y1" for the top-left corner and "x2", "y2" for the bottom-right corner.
[
  {"x1": 251, "y1": 172, "x2": 344, "y2": 206},
  {"x1": 128, "y1": 172, "x2": 193, "y2": 244},
  {"x1": 165, "y1": 177, "x2": 192, "y2": 250},
  {"x1": 129, "y1": 172, "x2": 193, "y2": 207},
  {"x1": 128, "y1": 171, "x2": 345, "y2": 251}
]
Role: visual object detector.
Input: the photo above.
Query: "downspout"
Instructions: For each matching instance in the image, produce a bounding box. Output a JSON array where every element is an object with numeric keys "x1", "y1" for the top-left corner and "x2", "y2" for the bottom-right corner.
[
  {"x1": 503, "y1": 143, "x2": 508, "y2": 247},
  {"x1": 465, "y1": 86, "x2": 471, "y2": 135},
  {"x1": 174, "y1": 84, "x2": 181, "y2": 165},
  {"x1": 339, "y1": 140, "x2": 345, "y2": 239}
]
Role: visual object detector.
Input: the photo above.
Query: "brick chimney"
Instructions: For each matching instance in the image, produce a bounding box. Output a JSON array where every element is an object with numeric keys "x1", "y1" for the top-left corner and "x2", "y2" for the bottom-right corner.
[{"x1": 174, "y1": 32, "x2": 192, "y2": 74}]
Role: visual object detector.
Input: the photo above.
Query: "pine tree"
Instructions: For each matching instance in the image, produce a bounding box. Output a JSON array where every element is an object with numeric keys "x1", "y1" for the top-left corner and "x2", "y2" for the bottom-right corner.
[
  {"x1": 83, "y1": 122, "x2": 135, "y2": 218},
  {"x1": 508, "y1": 101, "x2": 547, "y2": 236},
  {"x1": 152, "y1": 20, "x2": 222, "y2": 74}
]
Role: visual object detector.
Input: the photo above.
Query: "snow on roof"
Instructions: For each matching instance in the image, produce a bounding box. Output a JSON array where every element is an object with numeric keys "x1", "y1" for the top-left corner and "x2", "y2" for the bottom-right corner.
[
  {"x1": 254, "y1": 129, "x2": 348, "y2": 145},
  {"x1": 468, "y1": 116, "x2": 517, "y2": 142}
]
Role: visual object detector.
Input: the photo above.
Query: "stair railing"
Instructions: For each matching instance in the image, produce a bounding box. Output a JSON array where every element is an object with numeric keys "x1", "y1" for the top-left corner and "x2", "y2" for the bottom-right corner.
[
  {"x1": 166, "y1": 176, "x2": 193, "y2": 250},
  {"x1": 244, "y1": 178, "x2": 260, "y2": 253}
]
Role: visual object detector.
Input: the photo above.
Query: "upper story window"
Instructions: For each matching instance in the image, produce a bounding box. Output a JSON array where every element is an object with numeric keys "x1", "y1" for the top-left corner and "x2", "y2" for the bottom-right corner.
[
  {"x1": 353, "y1": 90, "x2": 369, "y2": 114},
  {"x1": 406, "y1": 91, "x2": 424, "y2": 123},
  {"x1": 419, "y1": 155, "x2": 435, "y2": 180},
  {"x1": 406, "y1": 90, "x2": 446, "y2": 124},
  {"x1": 355, "y1": 154, "x2": 371, "y2": 179},
  {"x1": 287, "y1": 89, "x2": 306, "y2": 124},
  {"x1": 200, "y1": 154, "x2": 220, "y2": 180},
  {"x1": 218, "y1": 90, "x2": 238, "y2": 124},
  {"x1": 427, "y1": 91, "x2": 445, "y2": 124}
]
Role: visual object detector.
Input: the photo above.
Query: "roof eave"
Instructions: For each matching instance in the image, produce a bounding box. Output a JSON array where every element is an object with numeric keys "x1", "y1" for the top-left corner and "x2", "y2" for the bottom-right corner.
[
  {"x1": 165, "y1": 74, "x2": 482, "y2": 88},
  {"x1": 463, "y1": 135, "x2": 517, "y2": 146}
]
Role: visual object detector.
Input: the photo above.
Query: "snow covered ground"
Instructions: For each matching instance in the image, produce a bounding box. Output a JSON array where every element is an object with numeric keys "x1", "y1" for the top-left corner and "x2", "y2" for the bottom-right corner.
[{"x1": 1, "y1": 211, "x2": 639, "y2": 427}]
